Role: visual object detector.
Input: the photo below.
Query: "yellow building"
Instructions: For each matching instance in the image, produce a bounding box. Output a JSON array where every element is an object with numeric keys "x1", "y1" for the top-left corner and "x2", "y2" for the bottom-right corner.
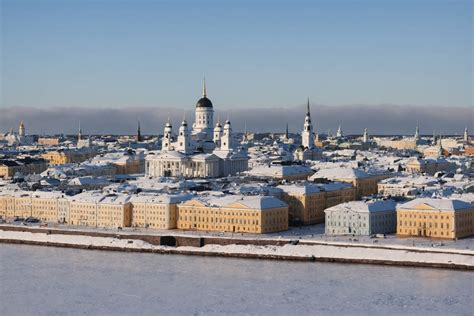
[
  {"x1": 0, "y1": 189, "x2": 69, "y2": 222},
  {"x1": 374, "y1": 138, "x2": 418, "y2": 150},
  {"x1": 397, "y1": 198, "x2": 474, "y2": 239},
  {"x1": 69, "y1": 192, "x2": 131, "y2": 228},
  {"x1": 0, "y1": 191, "x2": 16, "y2": 218},
  {"x1": 91, "y1": 151, "x2": 145, "y2": 175},
  {"x1": 130, "y1": 194, "x2": 191, "y2": 229},
  {"x1": 277, "y1": 182, "x2": 355, "y2": 225},
  {"x1": 13, "y1": 192, "x2": 33, "y2": 218},
  {"x1": 41, "y1": 149, "x2": 96, "y2": 166},
  {"x1": 248, "y1": 164, "x2": 314, "y2": 181},
  {"x1": 68, "y1": 193, "x2": 101, "y2": 227},
  {"x1": 96, "y1": 195, "x2": 132, "y2": 228},
  {"x1": 309, "y1": 167, "x2": 389, "y2": 199},
  {"x1": 38, "y1": 137, "x2": 60, "y2": 146},
  {"x1": 405, "y1": 158, "x2": 451, "y2": 175},
  {"x1": 0, "y1": 157, "x2": 48, "y2": 178},
  {"x1": 177, "y1": 195, "x2": 288, "y2": 233},
  {"x1": 31, "y1": 192, "x2": 64, "y2": 222}
]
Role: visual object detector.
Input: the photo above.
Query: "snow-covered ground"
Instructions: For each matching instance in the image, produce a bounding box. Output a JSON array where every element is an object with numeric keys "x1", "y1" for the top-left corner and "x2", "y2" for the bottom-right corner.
[
  {"x1": 9, "y1": 221, "x2": 473, "y2": 251},
  {"x1": 1, "y1": 230, "x2": 472, "y2": 268}
]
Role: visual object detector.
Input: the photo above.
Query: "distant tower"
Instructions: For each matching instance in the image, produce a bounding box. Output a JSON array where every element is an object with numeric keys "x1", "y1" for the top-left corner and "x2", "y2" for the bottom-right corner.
[
  {"x1": 336, "y1": 125, "x2": 343, "y2": 138},
  {"x1": 302, "y1": 98, "x2": 314, "y2": 149},
  {"x1": 221, "y1": 119, "x2": 232, "y2": 151},
  {"x1": 177, "y1": 119, "x2": 191, "y2": 154},
  {"x1": 414, "y1": 125, "x2": 420, "y2": 141},
  {"x1": 432, "y1": 130, "x2": 436, "y2": 145},
  {"x1": 19, "y1": 121, "x2": 25, "y2": 137},
  {"x1": 213, "y1": 117, "x2": 223, "y2": 147},
  {"x1": 464, "y1": 127, "x2": 469, "y2": 143},
  {"x1": 194, "y1": 78, "x2": 214, "y2": 139},
  {"x1": 285, "y1": 123, "x2": 289, "y2": 140},
  {"x1": 437, "y1": 135, "x2": 444, "y2": 157},
  {"x1": 136, "y1": 120, "x2": 142, "y2": 142},
  {"x1": 78, "y1": 122, "x2": 82, "y2": 140},
  {"x1": 362, "y1": 128, "x2": 369, "y2": 143},
  {"x1": 162, "y1": 118, "x2": 173, "y2": 151}
]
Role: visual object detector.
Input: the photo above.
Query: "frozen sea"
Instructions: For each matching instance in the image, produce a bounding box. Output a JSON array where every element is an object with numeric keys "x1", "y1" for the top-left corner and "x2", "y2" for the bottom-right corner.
[{"x1": 0, "y1": 244, "x2": 472, "y2": 316}]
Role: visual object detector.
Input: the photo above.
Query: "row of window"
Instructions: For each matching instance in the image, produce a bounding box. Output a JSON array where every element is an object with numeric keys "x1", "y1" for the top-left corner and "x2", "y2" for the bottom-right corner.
[
  {"x1": 179, "y1": 216, "x2": 260, "y2": 225},
  {"x1": 400, "y1": 221, "x2": 450, "y2": 229},
  {"x1": 401, "y1": 229, "x2": 450, "y2": 237},
  {"x1": 399, "y1": 213, "x2": 450, "y2": 220}
]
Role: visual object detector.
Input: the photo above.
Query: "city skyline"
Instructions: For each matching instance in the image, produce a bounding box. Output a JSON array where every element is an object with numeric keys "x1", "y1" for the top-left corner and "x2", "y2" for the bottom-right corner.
[{"x1": 1, "y1": 0, "x2": 472, "y2": 110}]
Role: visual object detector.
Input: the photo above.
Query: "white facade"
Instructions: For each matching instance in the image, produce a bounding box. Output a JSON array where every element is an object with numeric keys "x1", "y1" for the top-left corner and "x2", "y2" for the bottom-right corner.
[{"x1": 325, "y1": 200, "x2": 397, "y2": 236}]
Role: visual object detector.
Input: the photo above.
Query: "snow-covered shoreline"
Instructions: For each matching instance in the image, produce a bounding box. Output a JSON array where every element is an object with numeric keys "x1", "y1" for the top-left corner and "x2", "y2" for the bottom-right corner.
[{"x1": 1, "y1": 230, "x2": 472, "y2": 270}]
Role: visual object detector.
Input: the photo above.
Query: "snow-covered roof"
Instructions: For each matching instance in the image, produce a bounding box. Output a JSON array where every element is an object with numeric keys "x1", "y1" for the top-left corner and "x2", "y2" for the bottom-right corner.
[
  {"x1": 277, "y1": 182, "x2": 353, "y2": 195},
  {"x1": 129, "y1": 193, "x2": 193, "y2": 204},
  {"x1": 309, "y1": 167, "x2": 370, "y2": 180},
  {"x1": 68, "y1": 176, "x2": 110, "y2": 186},
  {"x1": 186, "y1": 195, "x2": 288, "y2": 210},
  {"x1": 248, "y1": 164, "x2": 313, "y2": 177},
  {"x1": 398, "y1": 198, "x2": 473, "y2": 212},
  {"x1": 325, "y1": 199, "x2": 397, "y2": 214}
]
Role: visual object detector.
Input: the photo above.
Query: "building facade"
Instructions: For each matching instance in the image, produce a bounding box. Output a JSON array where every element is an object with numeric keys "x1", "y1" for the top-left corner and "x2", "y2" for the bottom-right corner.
[
  {"x1": 0, "y1": 157, "x2": 48, "y2": 178},
  {"x1": 177, "y1": 195, "x2": 288, "y2": 233},
  {"x1": 396, "y1": 198, "x2": 474, "y2": 239},
  {"x1": 42, "y1": 149, "x2": 97, "y2": 166},
  {"x1": 325, "y1": 199, "x2": 397, "y2": 235},
  {"x1": 130, "y1": 194, "x2": 191, "y2": 229},
  {"x1": 276, "y1": 182, "x2": 355, "y2": 225},
  {"x1": 309, "y1": 167, "x2": 389, "y2": 198}
]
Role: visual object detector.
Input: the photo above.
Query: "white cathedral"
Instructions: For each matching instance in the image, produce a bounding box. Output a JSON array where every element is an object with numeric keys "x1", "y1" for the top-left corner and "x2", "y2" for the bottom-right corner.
[{"x1": 145, "y1": 81, "x2": 249, "y2": 178}]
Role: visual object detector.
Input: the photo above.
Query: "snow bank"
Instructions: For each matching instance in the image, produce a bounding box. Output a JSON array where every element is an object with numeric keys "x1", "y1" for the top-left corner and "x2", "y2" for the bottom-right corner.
[{"x1": 0, "y1": 230, "x2": 472, "y2": 269}]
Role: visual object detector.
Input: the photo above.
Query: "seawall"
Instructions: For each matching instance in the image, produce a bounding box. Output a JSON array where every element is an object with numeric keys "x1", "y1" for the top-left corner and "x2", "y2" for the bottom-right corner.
[{"x1": 0, "y1": 225, "x2": 472, "y2": 270}]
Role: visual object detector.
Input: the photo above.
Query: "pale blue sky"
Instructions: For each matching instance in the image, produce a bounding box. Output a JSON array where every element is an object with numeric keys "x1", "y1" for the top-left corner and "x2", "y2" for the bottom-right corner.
[{"x1": 1, "y1": 0, "x2": 472, "y2": 109}]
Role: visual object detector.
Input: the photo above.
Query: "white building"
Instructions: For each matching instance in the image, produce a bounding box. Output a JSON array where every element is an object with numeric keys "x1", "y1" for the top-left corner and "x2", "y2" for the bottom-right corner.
[
  {"x1": 325, "y1": 199, "x2": 397, "y2": 236},
  {"x1": 145, "y1": 81, "x2": 248, "y2": 178}
]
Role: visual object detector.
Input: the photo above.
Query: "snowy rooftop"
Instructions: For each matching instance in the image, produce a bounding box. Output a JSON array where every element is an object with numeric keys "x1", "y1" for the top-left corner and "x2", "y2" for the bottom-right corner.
[
  {"x1": 380, "y1": 175, "x2": 439, "y2": 187},
  {"x1": 248, "y1": 164, "x2": 314, "y2": 177},
  {"x1": 129, "y1": 193, "x2": 193, "y2": 204},
  {"x1": 309, "y1": 167, "x2": 370, "y2": 180},
  {"x1": 277, "y1": 182, "x2": 353, "y2": 195},
  {"x1": 398, "y1": 198, "x2": 473, "y2": 212},
  {"x1": 188, "y1": 194, "x2": 288, "y2": 210},
  {"x1": 325, "y1": 199, "x2": 397, "y2": 214}
]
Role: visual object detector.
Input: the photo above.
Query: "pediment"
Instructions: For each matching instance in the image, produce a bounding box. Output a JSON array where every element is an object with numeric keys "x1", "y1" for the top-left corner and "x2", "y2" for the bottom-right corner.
[{"x1": 413, "y1": 203, "x2": 436, "y2": 210}]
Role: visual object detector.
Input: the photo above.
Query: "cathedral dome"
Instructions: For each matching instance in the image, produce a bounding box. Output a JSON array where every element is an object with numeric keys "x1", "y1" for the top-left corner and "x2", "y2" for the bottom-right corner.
[{"x1": 196, "y1": 96, "x2": 213, "y2": 108}]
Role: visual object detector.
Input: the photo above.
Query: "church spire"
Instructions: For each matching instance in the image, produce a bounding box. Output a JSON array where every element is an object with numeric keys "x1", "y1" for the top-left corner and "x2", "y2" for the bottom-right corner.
[
  {"x1": 19, "y1": 120, "x2": 25, "y2": 137},
  {"x1": 285, "y1": 122, "x2": 289, "y2": 139},
  {"x1": 202, "y1": 77, "x2": 207, "y2": 97},
  {"x1": 136, "y1": 120, "x2": 142, "y2": 142},
  {"x1": 306, "y1": 98, "x2": 310, "y2": 116},
  {"x1": 78, "y1": 122, "x2": 82, "y2": 140}
]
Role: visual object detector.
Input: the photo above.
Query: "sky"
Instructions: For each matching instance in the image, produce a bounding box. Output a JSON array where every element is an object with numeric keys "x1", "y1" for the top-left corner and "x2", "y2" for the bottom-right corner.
[{"x1": 0, "y1": 0, "x2": 472, "y2": 134}]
